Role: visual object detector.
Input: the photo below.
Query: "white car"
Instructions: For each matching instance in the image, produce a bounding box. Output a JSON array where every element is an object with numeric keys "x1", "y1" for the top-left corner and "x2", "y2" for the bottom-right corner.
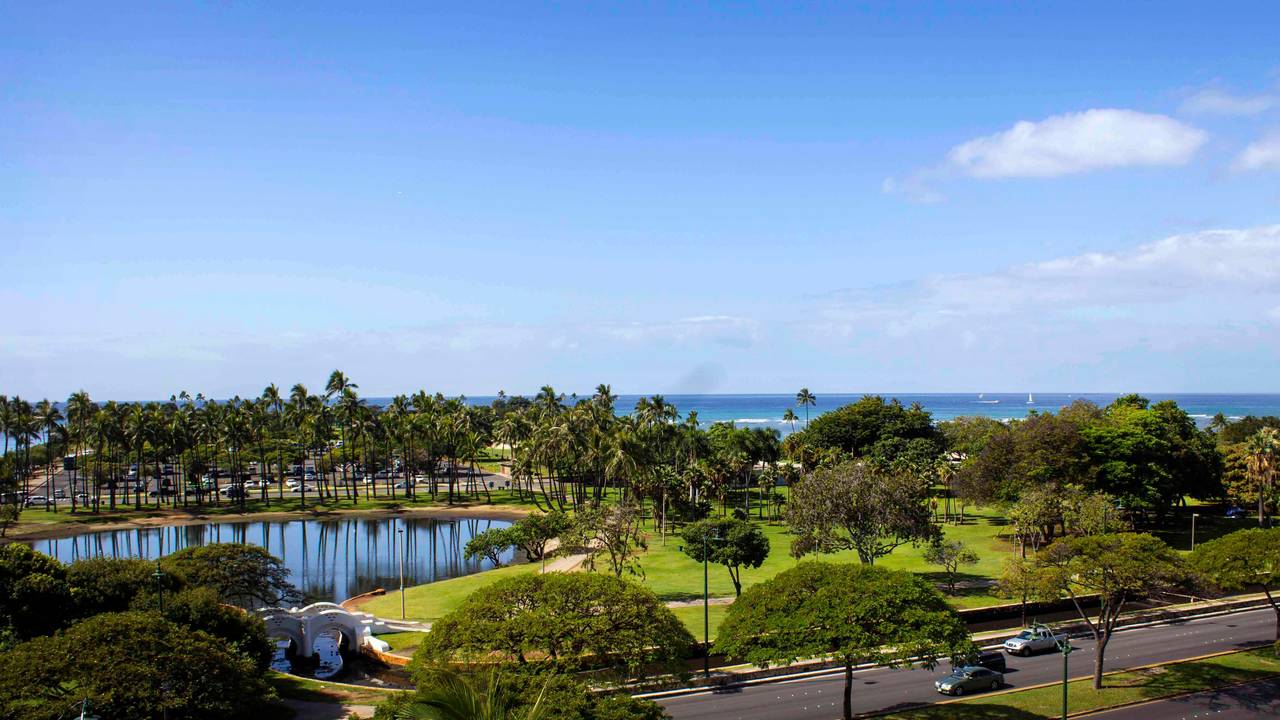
[{"x1": 1003, "y1": 627, "x2": 1068, "y2": 656}]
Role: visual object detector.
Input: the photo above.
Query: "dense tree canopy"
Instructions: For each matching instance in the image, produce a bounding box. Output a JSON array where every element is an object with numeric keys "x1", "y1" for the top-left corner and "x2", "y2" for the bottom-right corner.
[
  {"x1": 785, "y1": 460, "x2": 936, "y2": 563},
  {"x1": 1191, "y1": 528, "x2": 1280, "y2": 641},
  {"x1": 417, "y1": 572, "x2": 694, "y2": 676},
  {"x1": 0, "y1": 543, "x2": 73, "y2": 641},
  {"x1": 715, "y1": 562, "x2": 971, "y2": 720},
  {"x1": 163, "y1": 542, "x2": 300, "y2": 607},
  {"x1": 0, "y1": 611, "x2": 282, "y2": 720},
  {"x1": 954, "y1": 396, "x2": 1221, "y2": 521},
  {"x1": 795, "y1": 395, "x2": 942, "y2": 469}
]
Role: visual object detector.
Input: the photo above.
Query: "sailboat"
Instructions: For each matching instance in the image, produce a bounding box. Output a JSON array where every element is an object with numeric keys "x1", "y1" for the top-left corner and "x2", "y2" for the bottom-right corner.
[{"x1": 1027, "y1": 393, "x2": 1035, "y2": 404}]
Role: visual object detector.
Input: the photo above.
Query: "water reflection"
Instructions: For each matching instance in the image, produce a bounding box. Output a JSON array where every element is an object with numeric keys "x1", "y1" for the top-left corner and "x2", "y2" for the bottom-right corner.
[{"x1": 31, "y1": 515, "x2": 515, "y2": 603}]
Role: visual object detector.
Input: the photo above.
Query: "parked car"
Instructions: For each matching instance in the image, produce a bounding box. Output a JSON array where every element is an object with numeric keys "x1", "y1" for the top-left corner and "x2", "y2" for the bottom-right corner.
[
  {"x1": 1003, "y1": 626, "x2": 1068, "y2": 656},
  {"x1": 25, "y1": 495, "x2": 49, "y2": 507},
  {"x1": 53, "y1": 489, "x2": 68, "y2": 499},
  {"x1": 958, "y1": 650, "x2": 1007, "y2": 673},
  {"x1": 935, "y1": 666, "x2": 1003, "y2": 695},
  {"x1": 1225, "y1": 506, "x2": 1248, "y2": 518}
]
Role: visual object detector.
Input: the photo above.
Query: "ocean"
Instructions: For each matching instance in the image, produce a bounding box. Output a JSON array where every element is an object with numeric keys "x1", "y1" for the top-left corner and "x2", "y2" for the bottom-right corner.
[
  {"x1": 7, "y1": 394, "x2": 1280, "y2": 451},
  {"x1": 448, "y1": 392, "x2": 1280, "y2": 434}
]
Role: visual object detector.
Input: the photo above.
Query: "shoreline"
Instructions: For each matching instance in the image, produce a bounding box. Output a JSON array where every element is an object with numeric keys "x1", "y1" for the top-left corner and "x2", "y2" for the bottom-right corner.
[{"x1": 7, "y1": 503, "x2": 532, "y2": 543}]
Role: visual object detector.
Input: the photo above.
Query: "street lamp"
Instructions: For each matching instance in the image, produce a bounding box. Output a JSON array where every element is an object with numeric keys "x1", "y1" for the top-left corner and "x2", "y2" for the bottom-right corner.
[
  {"x1": 1034, "y1": 620, "x2": 1075, "y2": 712},
  {"x1": 153, "y1": 560, "x2": 165, "y2": 613},
  {"x1": 397, "y1": 527, "x2": 407, "y2": 620},
  {"x1": 1191, "y1": 512, "x2": 1200, "y2": 551},
  {"x1": 679, "y1": 531, "x2": 723, "y2": 678}
]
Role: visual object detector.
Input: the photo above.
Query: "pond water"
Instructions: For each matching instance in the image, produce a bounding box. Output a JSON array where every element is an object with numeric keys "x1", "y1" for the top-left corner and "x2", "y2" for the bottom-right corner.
[{"x1": 29, "y1": 514, "x2": 516, "y2": 603}]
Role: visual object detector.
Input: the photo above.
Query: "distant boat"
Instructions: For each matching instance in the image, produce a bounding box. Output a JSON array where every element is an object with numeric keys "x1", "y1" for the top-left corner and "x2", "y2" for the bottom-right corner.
[
  {"x1": 1027, "y1": 393, "x2": 1035, "y2": 404},
  {"x1": 976, "y1": 393, "x2": 999, "y2": 404}
]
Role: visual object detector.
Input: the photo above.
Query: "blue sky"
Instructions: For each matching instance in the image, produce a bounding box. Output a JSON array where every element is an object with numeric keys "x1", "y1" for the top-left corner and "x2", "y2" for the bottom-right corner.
[{"x1": 3, "y1": 2, "x2": 1280, "y2": 399}]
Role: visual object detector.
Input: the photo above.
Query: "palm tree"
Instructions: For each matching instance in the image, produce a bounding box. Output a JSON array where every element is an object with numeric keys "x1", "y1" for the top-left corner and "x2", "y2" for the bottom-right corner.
[
  {"x1": 1246, "y1": 428, "x2": 1280, "y2": 527},
  {"x1": 65, "y1": 390, "x2": 95, "y2": 511},
  {"x1": 782, "y1": 408, "x2": 798, "y2": 433},
  {"x1": 325, "y1": 370, "x2": 357, "y2": 500},
  {"x1": 36, "y1": 400, "x2": 64, "y2": 512},
  {"x1": 394, "y1": 669, "x2": 548, "y2": 720},
  {"x1": 796, "y1": 388, "x2": 816, "y2": 427}
]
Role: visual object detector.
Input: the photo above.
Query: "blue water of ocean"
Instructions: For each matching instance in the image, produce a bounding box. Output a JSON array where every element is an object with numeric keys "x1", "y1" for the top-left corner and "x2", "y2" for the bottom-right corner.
[
  {"x1": 442, "y1": 392, "x2": 1280, "y2": 434},
  {"x1": 9, "y1": 394, "x2": 1279, "y2": 450}
]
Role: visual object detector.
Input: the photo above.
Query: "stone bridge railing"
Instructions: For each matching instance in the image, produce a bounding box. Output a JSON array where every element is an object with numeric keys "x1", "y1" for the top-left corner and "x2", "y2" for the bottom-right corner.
[{"x1": 256, "y1": 602, "x2": 393, "y2": 658}]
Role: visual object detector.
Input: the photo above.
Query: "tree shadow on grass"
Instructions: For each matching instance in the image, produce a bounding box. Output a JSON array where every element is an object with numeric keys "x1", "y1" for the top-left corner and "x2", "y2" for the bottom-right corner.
[
  {"x1": 916, "y1": 571, "x2": 996, "y2": 599},
  {"x1": 1111, "y1": 656, "x2": 1280, "y2": 700}
]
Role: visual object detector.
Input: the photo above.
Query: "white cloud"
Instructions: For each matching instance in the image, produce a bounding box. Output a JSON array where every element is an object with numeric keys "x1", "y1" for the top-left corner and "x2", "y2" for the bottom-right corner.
[
  {"x1": 1232, "y1": 133, "x2": 1280, "y2": 172},
  {"x1": 945, "y1": 109, "x2": 1208, "y2": 179},
  {"x1": 810, "y1": 224, "x2": 1280, "y2": 341},
  {"x1": 798, "y1": 225, "x2": 1280, "y2": 390},
  {"x1": 1181, "y1": 88, "x2": 1276, "y2": 116}
]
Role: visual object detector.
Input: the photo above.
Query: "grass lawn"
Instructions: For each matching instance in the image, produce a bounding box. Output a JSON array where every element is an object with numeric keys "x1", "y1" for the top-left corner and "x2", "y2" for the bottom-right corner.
[
  {"x1": 670, "y1": 603, "x2": 733, "y2": 642},
  {"x1": 636, "y1": 504, "x2": 1013, "y2": 608},
  {"x1": 366, "y1": 503, "x2": 1016, "y2": 625},
  {"x1": 375, "y1": 631, "x2": 429, "y2": 653},
  {"x1": 883, "y1": 647, "x2": 1280, "y2": 719},
  {"x1": 267, "y1": 670, "x2": 403, "y2": 706},
  {"x1": 361, "y1": 561, "x2": 539, "y2": 621}
]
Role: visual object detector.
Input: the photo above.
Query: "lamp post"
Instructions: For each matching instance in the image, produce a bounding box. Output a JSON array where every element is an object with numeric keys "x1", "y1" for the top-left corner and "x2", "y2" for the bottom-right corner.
[
  {"x1": 702, "y1": 531, "x2": 709, "y2": 678},
  {"x1": 1055, "y1": 632, "x2": 1072, "y2": 719},
  {"x1": 397, "y1": 527, "x2": 406, "y2": 620},
  {"x1": 153, "y1": 560, "x2": 165, "y2": 613},
  {"x1": 1191, "y1": 512, "x2": 1200, "y2": 551},
  {"x1": 680, "y1": 530, "x2": 720, "y2": 678}
]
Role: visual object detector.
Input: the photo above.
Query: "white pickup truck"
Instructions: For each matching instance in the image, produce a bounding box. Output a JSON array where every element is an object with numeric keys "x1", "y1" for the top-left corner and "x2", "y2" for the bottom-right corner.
[{"x1": 1003, "y1": 626, "x2": 1068, "y2": 656}]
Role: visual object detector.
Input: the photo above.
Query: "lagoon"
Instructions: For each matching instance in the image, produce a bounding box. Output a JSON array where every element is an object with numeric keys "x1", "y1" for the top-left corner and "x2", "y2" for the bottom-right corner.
[{"x1": 29, "y1": 514, "x2": 515, "y2": 604}]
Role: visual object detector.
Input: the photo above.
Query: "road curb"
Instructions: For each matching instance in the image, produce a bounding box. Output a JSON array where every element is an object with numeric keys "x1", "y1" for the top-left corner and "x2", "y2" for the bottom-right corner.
[{"x1": 637, "y1": 603, "x2": 1272, "y2": 700}]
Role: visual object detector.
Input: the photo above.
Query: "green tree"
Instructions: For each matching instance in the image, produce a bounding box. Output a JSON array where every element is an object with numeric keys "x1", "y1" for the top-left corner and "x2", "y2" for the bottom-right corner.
[
  {"x1": 1036, "y1": 533, "x2": 1186, "y2": 688},
  {"x1": 67, "y1": 556, "x2": 173, "y2": 616},
  {"x1": 0, "y1": 611, "x2": 282, "y2": 720},
  {"x1": 164, "y1": 543, "x2": 300, "y2": 607},
  {"x1": 922, "y1": 539, "x2": 978, "y2": 594},
  {"x1": 0, "y1": 544, "x2": 73, "y2": 640},
  {"x1": 715, "y1": 562, "x2": 972, "y2": 720},
  {"x1": 796, "y1": 395, "x2": 940, "y2": 464},
  {"x1": 416, "y1": 572, "x2": 693, "y2": 677},
  {"x1": 785, "y1": 460, "x2": 936, "y2": 563},
  {"x1": 568, "y1": 502, "x2": 648, "y2": 577},
  {"x1": 509, "y1": 510, "x2": 571, "y2": 562},
  {"x1": 465, "y1": 527, "x2": 515, "y2": 567},
  {"x1": 679, "y1": 517, "x2": 771, "y2": 596},
  {"x1": 1190, "y1": 528, "x2": 1280, "y2": 643},
  {"x1": 152, "y1": 586, "x2": 275, "y2": 670}
]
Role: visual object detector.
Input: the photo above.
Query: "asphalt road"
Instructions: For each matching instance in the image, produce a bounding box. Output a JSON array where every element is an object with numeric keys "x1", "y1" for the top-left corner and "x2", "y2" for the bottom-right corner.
[
  {"x1": 1082, "y1": 677, "x2": 1280, "y2": 719},
  {"x1": 659, "y1": 608, "x2": 1275, "y2": 720}
]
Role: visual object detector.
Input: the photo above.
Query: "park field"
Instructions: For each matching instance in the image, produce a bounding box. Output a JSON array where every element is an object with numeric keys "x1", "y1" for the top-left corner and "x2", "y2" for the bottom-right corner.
[{"x1": 363, "y1": 502, "x2": 1018, "y2": 638}]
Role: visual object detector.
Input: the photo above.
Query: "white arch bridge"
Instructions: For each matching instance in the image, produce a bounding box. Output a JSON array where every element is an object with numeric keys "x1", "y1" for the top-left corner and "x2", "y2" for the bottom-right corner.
[{"x1": 257, "y1": 602, "x2": 394, "y2": 658}]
